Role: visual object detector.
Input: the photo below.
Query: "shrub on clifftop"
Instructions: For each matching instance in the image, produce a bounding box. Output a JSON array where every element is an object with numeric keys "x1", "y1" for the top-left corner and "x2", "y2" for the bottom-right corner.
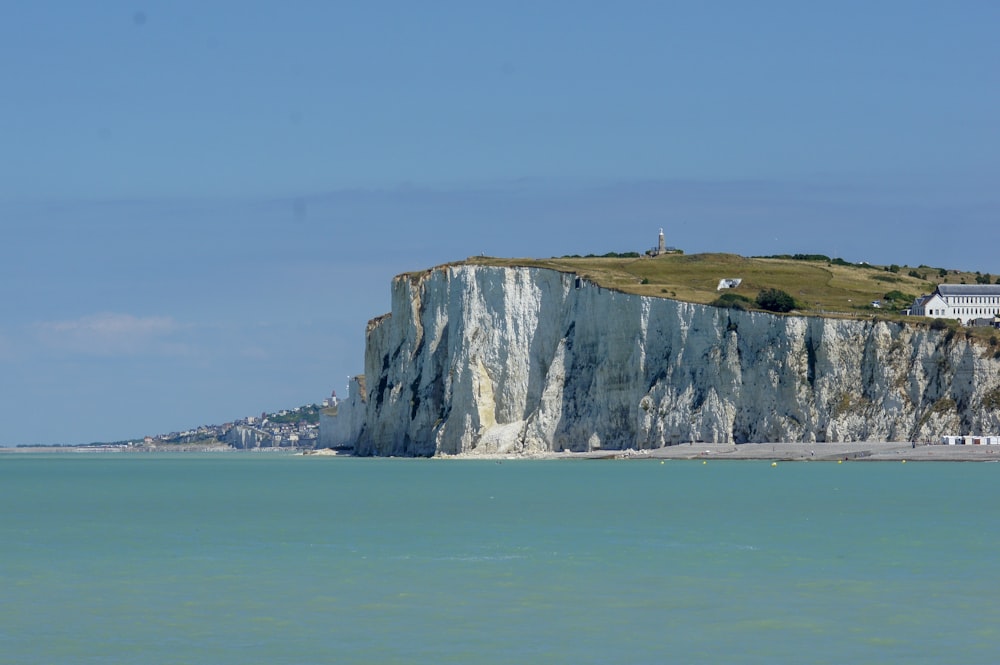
[
  {"x1": 755, "y1": 288, "x2": 796, "y2": 313},
  {"x1": 710, "y1": 292, "x2": 754, "y2": 310}
]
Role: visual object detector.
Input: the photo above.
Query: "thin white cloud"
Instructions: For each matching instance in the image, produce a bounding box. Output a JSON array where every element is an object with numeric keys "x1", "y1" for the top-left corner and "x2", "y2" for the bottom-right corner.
[{"x1": 36, "y1": 313, "x2": 188, "y2": 356}]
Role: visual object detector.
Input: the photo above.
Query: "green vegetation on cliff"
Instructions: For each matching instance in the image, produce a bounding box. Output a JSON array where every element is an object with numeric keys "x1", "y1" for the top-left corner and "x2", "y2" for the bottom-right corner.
[{"x1": 266, "y1": 404, "x2": 321, "y2": 425}]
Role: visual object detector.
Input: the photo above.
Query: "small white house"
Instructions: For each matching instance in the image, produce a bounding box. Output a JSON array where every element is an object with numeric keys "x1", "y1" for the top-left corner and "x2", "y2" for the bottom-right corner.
[{"x1": 717, "y1": 278, "x2": 743, "y2": 291}]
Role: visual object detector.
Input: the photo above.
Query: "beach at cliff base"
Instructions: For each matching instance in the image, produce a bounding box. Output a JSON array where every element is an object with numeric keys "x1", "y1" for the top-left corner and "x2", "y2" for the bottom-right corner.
[{"x1": 442, "y1": 441, "x2": 1000, "y2": 462}]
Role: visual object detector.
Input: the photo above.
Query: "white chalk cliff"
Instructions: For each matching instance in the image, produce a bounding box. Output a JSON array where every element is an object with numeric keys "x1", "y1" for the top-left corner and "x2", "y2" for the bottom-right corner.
[{"x1": 329, "y1": 265, "x2": 1000, "y2": 456}]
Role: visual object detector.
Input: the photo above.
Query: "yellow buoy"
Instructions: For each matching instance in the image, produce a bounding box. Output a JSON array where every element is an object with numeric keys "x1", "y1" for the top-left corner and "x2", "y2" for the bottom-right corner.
[
  {"x1": 837, "y1": 460, "x2": 843, "y2": 464},
  {"x1": 702, "y1": 460, "x2": 707, "y2": 465},
  {"x1": 660, "y1": 460, "x2": 665, "y2": 465},
  {"x1": 771, "y1": 462, "x2": 777, "y2": 467},
  {"x1": 901, "y1": 459, "x2": 907, "y2": 464}
]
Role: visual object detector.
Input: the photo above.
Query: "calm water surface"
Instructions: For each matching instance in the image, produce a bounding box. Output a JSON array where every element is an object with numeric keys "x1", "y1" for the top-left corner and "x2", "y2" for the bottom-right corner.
[{"x1": 1, "y1": 454, "x2": 998, "y2": 664}]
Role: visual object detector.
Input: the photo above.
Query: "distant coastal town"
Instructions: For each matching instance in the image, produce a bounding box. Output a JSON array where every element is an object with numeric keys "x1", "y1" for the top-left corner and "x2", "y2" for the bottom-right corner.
[{"x1": 11, "y1": 400, "x2": 336, "y2": 452}]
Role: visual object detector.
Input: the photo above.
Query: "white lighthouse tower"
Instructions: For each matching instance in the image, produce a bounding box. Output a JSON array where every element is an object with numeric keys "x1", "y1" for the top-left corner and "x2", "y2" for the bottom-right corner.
[{"x1": 657, "y1": 228, "x2": 666, "y2": 255}]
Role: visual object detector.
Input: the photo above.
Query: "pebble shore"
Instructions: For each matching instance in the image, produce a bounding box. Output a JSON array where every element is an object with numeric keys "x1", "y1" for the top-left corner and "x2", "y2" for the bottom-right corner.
[
  {"x1": 537, "y1": 441, "x2": 1000, "y2": 462},
  {"x1": 8, "y1": 443, "x2": 996, "y2": 461}
]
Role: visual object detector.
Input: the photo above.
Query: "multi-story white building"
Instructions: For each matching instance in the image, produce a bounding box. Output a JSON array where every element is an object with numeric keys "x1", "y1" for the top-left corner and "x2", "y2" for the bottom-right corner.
[{"x1": 910, "y1": 284, "x2": 1000, "y2": 324}]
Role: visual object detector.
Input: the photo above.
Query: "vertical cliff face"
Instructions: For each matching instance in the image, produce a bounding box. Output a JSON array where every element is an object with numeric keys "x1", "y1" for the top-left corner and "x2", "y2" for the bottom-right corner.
[{"x1": 345, "y1": 265, "x2": 1000, "y2": 456}]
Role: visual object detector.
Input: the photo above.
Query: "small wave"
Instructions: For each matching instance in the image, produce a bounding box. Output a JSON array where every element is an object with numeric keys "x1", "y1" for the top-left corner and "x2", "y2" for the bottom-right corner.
[
  {"x1": 387, "y1": 552, "x2": 528, "y2": 562},
  {"x1": 437, "y1": 553, "x2": 528, "y2": 562}
]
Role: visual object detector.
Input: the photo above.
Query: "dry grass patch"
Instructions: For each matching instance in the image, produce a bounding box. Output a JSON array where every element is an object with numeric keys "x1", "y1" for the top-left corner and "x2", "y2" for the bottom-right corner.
[{"x1": 465, "y1": 253, "x2": 930, "y2": 318}]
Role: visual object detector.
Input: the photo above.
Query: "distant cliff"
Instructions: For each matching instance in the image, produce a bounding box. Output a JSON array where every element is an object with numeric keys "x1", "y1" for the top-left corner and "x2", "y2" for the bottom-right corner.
[
  {"x1": 328, "y1": 265, "x2": 1000, "y2": 456},
  {"x1": 318, "y1": 375, "x2": 366, "y2": 450}
]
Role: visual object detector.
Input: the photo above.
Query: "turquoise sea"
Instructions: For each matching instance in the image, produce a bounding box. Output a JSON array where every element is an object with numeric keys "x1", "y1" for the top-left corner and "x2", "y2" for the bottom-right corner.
[{"x1": 1, "y1": 454, "x2": 998, "y2": 664}]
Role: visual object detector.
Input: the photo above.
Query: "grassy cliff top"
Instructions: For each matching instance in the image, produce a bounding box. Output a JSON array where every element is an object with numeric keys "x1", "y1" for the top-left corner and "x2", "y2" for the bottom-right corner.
[{"x1": 452, "y1": 253, "x2": 996, "y2": 334}]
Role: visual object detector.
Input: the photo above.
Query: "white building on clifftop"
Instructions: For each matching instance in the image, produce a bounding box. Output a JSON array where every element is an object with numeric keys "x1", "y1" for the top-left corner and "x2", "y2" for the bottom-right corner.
[{"x1": 910, "y1": 284, "x2": 1000, "y2": 325}]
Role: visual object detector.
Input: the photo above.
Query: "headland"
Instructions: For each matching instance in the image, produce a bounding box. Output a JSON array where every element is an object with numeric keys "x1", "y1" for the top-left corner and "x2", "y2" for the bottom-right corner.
[{"x1": 327, "y1": 252, "x2": 1000, "y2": 457}]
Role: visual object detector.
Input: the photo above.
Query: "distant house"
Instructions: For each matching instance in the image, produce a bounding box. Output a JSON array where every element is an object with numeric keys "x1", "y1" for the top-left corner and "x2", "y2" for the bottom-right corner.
[
  {"x1": 717, "y1": 278, "x2": 742, "y2": 290},
  {"x1": 910, "y1": 284, "x2": 1000, "y2": 324}
]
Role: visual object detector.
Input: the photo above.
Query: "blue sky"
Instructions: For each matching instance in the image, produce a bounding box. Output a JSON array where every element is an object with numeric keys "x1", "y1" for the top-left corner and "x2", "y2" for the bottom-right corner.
[{"x1": 2, "y1": 1, "x2": 998, "y2": 445}]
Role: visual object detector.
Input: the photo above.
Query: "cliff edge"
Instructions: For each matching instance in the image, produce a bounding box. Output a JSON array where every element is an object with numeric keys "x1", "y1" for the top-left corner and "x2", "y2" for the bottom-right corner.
[{"x1": 331, "y1": 264, "x2": 1000, "y2": 456}]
